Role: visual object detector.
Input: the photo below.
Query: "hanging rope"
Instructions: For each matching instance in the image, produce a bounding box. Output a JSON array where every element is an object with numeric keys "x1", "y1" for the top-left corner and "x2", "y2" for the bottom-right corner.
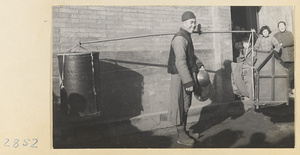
[
  {"x1": 59, "y1": 44, "x2": 80, "y2": 89},
  {"x1": 251, "y1": 29, "x2": 255, "y2": 101},
  {"x1": 78, "y1": 45, "x2": 98, "y2": 96},
  {"x1": 245, "y1": 33, "x2": 252, "y2": 57}
]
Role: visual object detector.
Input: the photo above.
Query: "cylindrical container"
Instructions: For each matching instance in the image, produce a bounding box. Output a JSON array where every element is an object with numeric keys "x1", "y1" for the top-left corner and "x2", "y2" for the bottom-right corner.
[{"x1": 57, "y1": 52, "x2": 100, "y2": 118}]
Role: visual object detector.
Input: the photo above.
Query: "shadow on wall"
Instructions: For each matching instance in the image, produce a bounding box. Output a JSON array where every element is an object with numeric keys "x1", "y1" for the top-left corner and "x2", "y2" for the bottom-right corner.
[
  {"x1": 53, "y1": 58, "x2": 174, "y2": 148},
  {"x1": 98, "y1": 60, "x2": 144, "y2": 120},
  {"x1": 211, "y1": 60, "x2": 236, "y2": 103},
  {"x1": 54, "y1": 52, "x2": 144, "y2": 119},
  {"x1": 190, "y1": 60, "x2": 248, "y2": 138}
]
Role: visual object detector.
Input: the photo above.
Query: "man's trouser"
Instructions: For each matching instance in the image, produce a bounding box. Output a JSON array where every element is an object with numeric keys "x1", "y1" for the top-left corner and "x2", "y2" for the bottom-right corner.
[{"x1": 168, "y1": 74, "x2": 192, "y2": 126}]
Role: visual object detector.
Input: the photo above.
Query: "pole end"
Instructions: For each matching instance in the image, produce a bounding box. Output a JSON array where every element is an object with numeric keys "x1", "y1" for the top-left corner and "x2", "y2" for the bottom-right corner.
[{"x1": 197, "y1": 24, "x2": 202, "y2": 35}]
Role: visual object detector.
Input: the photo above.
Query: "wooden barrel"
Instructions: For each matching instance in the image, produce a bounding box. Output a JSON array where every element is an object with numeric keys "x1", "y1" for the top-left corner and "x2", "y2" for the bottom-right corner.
[{"x1": 57, "y1": 52, "x2": 100, "y2": 118}]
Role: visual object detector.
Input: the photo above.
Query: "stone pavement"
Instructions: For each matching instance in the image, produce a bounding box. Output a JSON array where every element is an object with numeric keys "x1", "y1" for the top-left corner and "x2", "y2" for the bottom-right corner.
[{"x1": 53, "y1": 98, "x2": 294, "y2": 148}]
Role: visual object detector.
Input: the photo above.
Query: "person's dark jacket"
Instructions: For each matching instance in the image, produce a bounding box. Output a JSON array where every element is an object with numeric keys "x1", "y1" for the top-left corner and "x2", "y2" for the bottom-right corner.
[{"x1": 167, "y1": 28, "x2": 203, "y2": 88}]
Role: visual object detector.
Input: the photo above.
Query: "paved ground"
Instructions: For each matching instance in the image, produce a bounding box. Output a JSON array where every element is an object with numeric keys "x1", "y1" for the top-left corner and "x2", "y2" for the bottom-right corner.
[{"x1": 53, "y1": 98, "x2": 294, "y2": 148}]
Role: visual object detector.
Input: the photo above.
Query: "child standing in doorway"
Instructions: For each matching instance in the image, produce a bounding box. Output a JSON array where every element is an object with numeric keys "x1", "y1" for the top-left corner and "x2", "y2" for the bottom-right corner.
[{"x1": 237, "y1": 37, "x2": 257, "y2": 65}]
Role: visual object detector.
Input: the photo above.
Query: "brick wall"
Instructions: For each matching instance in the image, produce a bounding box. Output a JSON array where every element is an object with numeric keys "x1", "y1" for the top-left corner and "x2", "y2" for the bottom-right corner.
[
  {"x1": 52, "y1": 6, "x2": 215, "y2": 53},
  {"x1": 52, "y1": 6, "x2": 233, "y2": 122},
  {"x1": 258, "y1": 6, "x2": 294, "y2": 36}
]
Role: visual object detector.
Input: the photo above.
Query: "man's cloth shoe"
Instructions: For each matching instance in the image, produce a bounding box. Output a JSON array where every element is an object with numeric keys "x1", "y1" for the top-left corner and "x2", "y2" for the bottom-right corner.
[{"x1": 176, "y1": 127, "x2": 195, "y2": 146}]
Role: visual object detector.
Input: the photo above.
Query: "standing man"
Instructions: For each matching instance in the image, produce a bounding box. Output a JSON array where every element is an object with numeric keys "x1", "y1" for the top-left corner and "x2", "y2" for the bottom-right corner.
[
  {"x1": 167, "y1": 11, "x2": 204, "y2": 146},
  {"x1": 273, "y1": 21, "x2": 294, "y2": 96}
]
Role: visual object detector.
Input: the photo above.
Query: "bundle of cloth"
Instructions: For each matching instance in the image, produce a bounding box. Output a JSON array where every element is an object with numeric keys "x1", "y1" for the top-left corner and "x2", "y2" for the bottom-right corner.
[{"x1": 231, "y1": 46, "x2": 257, "y2": 101}]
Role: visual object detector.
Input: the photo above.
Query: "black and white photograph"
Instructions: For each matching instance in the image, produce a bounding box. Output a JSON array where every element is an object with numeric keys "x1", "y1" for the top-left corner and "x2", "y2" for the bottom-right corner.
[{"x1": 52, "y1": 6, "x2": 294, "y2": 148}]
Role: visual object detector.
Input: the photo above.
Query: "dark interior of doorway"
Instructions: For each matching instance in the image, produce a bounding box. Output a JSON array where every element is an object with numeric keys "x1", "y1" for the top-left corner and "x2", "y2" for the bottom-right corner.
[
  {"x1": 231, "y1": 6, "x2": 247, "y2": 30},
  {"x1": 231, "y1": 6, "x2": 258, "y2": 62}
]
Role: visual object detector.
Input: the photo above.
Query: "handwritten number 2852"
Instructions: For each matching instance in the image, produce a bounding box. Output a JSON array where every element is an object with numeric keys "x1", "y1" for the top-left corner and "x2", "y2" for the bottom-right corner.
[
  {"x1": 4, "y1": 139, "x2": 9, "y2": 147},
  {"x1": 4, "y1": 139, "x2": 38, "y2": 148}
]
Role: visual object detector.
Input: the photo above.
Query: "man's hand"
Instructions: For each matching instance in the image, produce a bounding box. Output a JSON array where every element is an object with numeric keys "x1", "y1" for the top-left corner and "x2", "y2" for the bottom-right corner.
[
  {"x1": 199, "y1": 66, "x2": 205, "y2": 71},
  {"x1": 186, "y1": 86, "x2": 193, "y2": 92}
]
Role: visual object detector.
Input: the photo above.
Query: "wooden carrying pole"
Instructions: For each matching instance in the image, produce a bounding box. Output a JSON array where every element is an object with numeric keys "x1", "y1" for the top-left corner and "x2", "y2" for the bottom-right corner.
[
  {"x1": 79, "y1": 30, "x2": 253, "y2": 45},
  {"x1": 77, "y1": 29, "x2": 257, "y2": 101}
]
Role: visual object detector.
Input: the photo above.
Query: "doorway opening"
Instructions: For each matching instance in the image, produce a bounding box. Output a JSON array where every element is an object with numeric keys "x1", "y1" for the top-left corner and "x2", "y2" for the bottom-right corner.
[{"x1": 231, "y1": 6, "x2": 259, "y2": 62}]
